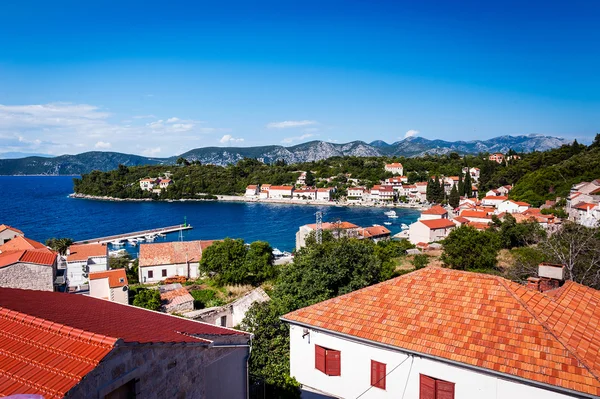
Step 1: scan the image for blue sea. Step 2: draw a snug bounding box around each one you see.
[0,176,420,253]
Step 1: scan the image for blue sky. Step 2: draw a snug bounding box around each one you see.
[0,0,598,157]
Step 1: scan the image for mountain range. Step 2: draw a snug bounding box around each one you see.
[0,134,571,175]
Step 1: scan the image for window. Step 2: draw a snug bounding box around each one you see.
[162,269,167,277]
[371,360,386,390]
[220,316,227,327]
[148,270,153,279]
[420,374,455,399]
[315,345,341,376]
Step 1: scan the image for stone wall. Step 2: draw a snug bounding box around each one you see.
[66,335,250,399]
[0,262,54,291]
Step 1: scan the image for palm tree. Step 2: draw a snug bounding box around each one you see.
[46,237,74,256]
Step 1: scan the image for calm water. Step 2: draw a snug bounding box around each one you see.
[0,176,420,252]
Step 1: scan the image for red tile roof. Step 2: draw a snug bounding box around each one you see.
[270,185,293,190]
[419,219,456,230]
[304,222,359,231]
[0,236,46,252]
[66,244,107,262]
[460,210,491,219]
[573,202,598,211]
[359,226,391,238]
[283,268,600,396]
[0,249,56,268]
[0,225,23,235]
[422,205,447,215]
[453,216,469,224]
[139,240,216,267]
[385,163,403,168]
[89,269,128,288]
[483,195,508,201]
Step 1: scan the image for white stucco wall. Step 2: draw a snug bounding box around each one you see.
[89,277,110,299]
[66,256,108,288]
[420,214,444,221]
[0,229,23,244]
[408,222,431,245]
[289,324,578,399]
[140,262,199,283]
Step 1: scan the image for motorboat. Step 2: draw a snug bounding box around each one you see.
[110,240,124,247]
[383,222,392,226]
[401,223,409,230]
[383,210,396,217]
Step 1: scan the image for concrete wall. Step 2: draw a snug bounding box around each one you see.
[289,324,576,399]
[0,262,55,291]
[66,336,250,399]
[89,277,110,299]
[140,262,199,283]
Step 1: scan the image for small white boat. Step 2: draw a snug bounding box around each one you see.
[401,223,409,230]
[157,233,166,238]
[384,210,397,217]
[127,238,138,244]
[136,237,145,242]
[383,222,392,226]
[110,240,124,247]
[145,234,156,241]
[388,214,399,219]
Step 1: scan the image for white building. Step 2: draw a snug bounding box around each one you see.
[316,188,333,201]
[419,205,448,220]
[89,268,129,305]
[65,244,109,291]
[496,199,530,214]
[296,222,360,250]
[268,185,294,199]
[462,167,480,182]
[481,195,507,207]
[138,240,216,283]
[384,162,403,175]
[139,178,159,191]
[245,185,259,197]
[347,187,366,202]
[0,224,24,245]
[293,189,317,200]
[282,267,600,399]
[408,219,455,244]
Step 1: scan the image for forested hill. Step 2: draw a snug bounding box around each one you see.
[1,134,569,175]
[72,136,599,205]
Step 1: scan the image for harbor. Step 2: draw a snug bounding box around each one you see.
[73,224,193,245]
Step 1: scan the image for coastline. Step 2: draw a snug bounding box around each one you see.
[69,193,427,210]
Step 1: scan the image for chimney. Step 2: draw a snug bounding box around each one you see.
[527,263,565,292]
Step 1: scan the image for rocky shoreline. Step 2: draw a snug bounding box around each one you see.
[69,192,427,210]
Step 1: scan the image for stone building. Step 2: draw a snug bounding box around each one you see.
[0,287,252,398]
[0,248,57,291]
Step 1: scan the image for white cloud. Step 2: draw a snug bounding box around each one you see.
[219,134,245,144]
[267,120,317,129]
[404,129,419,138]
[142,147,162,156]
[0,102,229,156]
[95,141,112,149]
[281,133,316,144]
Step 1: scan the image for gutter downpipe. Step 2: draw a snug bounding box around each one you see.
[209,338,253,399]
[281,318,598,399]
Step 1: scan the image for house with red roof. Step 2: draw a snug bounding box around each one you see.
[347,187,366,203]
[420,205,448,220]
[488,153,504,163]
[316,187,334,201]
[408,219,456,245]
[357,225,391,242]
[89,268,129,305]
[0,287,251,398]
[0,247,57,291]
[459,209,492,224]
[296,221,361,250]
[282,266,600,399]
[384,162,403,175]
[245,184,259,197]
[293,188,317,200]
[65,243,109,291]
[138,240,216,283]
[268,185,294,199]
[0,224,24,245]
[0,235,46,253]
[496,199,531,214]
[481,195,508,207]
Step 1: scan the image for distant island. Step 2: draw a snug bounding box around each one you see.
[0,134,570,176]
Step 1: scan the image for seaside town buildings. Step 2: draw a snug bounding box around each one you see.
[0,237,57,291]
[295,221,391,250]
[139,177,174,193]
[0,287,252,398]
[64,243,109,292]
[282,264,600,399]
[567,180,600,227]
[89,268,129,305]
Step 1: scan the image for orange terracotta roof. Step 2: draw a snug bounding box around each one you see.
[139,240,216,267]
[0,307,116,398]
[0,236,46,252]
[317,188,333,192]
[507,200,530,206]
[67,244,107,262]
[359,226,391,238]
[89,269,128,288]
[282,268,600,397]
[304,222,359,230]
[466,221,491,230]
[246,185,257,189]
[453,216,469,224]
[460,210,491,219]
[422,205,447,215]
[591,187,600,195]
[419,219,456,230]
[483,195,508,201]
[415,182,428,186]
[385,163,403,167]
[270,185,293,190]
[0,225,23,235]
[573,202,598,211]
[0,249,56,268]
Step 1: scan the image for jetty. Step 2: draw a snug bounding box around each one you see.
[74,224,193,245]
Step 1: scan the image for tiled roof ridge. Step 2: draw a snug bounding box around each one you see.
[0,307,118,349]
[496,278,600,384]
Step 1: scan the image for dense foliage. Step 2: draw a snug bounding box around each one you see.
[108,254,139,284]
[45,237,74,255]
[441,226,501,271]
[132,288,162,311]
[199,238,276,285]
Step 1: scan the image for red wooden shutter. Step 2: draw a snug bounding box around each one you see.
[315,345,326,373]
[371,360,378,386]
[435,379,455,399]
[378,362,386,389]
[371,360,386,389]
[325,349,341,376]
[420,374,436,399]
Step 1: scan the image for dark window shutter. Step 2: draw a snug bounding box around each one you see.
[371,360,386,389]
[420,374,436,399]
[315,345,326,373]
[436,379,455,399]
[325,349,341,376]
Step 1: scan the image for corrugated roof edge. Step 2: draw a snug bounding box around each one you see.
[280,316,597,399]
[0,307,118,347]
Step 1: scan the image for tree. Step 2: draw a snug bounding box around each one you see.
[448,184,460,208]
[304,170,315,186]
[176,157,191,166]
[132,289,161,311]
[245,241,276,284]
[539,223,600,288]
[441,226,500,271]
[45,237,74,256]
[463,171,472,197]
[199,238,248,284]
[490,214,545,249]
[412,254,429,270]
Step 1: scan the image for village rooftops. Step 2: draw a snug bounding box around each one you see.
[0,287,249,398]
[0,225,24,235]
[269,185,294,190]
[421,205,447,215]
[0,249,56,268]
[0,236,46,252]
[66,243,107,262]
[282,267,600,397]
[460,210,491,219]
[358,225,390,238]
[89,268,128,288]
[139,240,217,267]
[418,219,456,229]
[482,195,508,200]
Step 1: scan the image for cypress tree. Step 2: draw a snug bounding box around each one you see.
[464,171,472,198]
[449,184,460,208]
[458,173,464,197]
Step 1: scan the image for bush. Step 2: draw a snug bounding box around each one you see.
[441,226,500,271]
[411,254,429,270]
[190,289,221,309]
[132,288,161,311]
